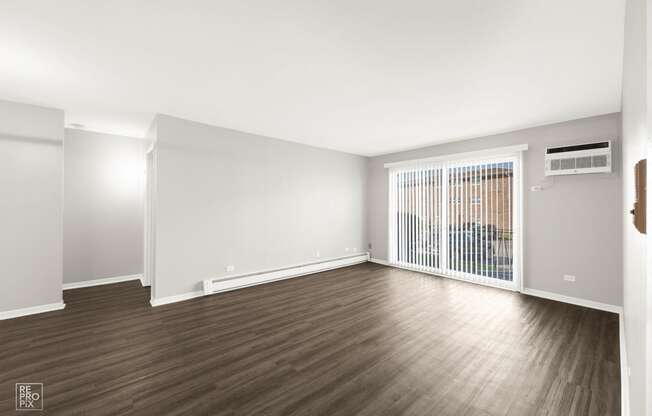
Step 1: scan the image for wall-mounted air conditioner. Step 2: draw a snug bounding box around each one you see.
[544,141,612,176]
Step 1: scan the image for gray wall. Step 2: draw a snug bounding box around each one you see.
[152,115,367,300]
[63,129,146,284]
[0,100,64,312]
[367,113,622,306]
[621,0,649,413]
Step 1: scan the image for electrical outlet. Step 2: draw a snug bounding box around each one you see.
[563,274,576,282]
[226,265,235,272]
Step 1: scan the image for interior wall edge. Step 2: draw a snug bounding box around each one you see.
[620,312,631,416]
[0,302,66,321]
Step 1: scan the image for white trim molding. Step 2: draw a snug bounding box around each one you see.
[383,144,528,169]
[150,291,204,307]
[619,312,630,416]
[369,258,390,266]
[204,253,370,296]
[62,274,143,290]
[0,302,65,320]
[521,288,622,314]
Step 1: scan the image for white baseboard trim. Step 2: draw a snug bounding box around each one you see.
[369,258,390,266]
[151,253,369,307]
[204,253,369,296]
[0,301,65,320]
[521,288,622,314]
[62,274,143,290]
[372,259,623,314]
[619,312,630,416]
[150,290,204,307]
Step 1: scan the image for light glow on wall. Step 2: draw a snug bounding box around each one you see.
[103,154,145,200]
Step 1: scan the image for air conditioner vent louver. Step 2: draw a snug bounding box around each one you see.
[592,155,608,168]
[560,158,576,170]
[545,141,611,176]
[576,156,592,169]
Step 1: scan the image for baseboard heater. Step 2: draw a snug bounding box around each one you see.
[203,253,369,296]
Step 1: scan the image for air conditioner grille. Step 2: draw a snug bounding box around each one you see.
[560,158,576,170]
[551,159,561,171]
[592,155,608,167]
[576,156,592,169]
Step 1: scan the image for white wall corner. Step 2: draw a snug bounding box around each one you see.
[369,258,390,266]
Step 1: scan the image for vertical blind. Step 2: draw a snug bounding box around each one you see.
[388,156,519,289]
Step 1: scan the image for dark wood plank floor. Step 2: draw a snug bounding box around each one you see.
[0,263,620,415]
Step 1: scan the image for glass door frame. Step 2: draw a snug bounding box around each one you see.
[387,148,524,292]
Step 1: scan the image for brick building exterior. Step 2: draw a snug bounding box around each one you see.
[398,166,513,232]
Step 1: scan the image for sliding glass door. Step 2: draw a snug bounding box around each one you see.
[388,155,520,290]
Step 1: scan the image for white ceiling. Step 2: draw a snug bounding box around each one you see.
[0,1,624,156]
